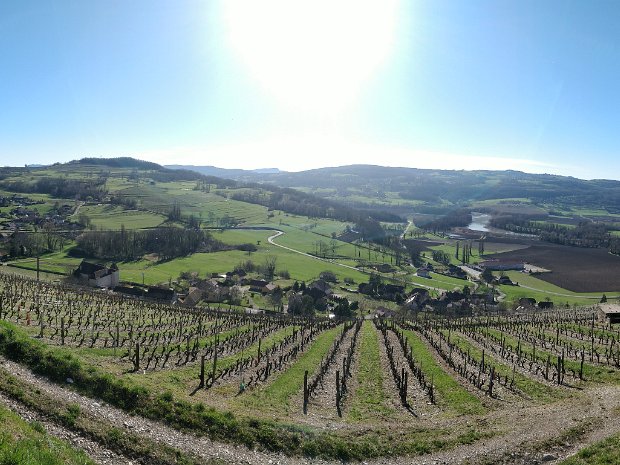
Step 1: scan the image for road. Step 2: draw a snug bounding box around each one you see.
[267,229,449,293]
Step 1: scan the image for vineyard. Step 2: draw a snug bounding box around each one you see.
[1,271,620,462]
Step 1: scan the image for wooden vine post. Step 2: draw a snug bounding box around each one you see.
[303,370,309,414]
[336,370,342,417]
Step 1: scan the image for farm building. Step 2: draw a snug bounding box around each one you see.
[74,260,119,288]
[248,279,270,292]
[598,304,620,325]
[538,301,554,309]
[416,267,431,278]
[146,286,177,304]
[179,287,203,307]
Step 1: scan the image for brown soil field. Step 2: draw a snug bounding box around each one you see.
[487,243,620,293]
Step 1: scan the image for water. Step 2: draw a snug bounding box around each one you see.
[468,212,491,232]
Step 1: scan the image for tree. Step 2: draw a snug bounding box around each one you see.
[168,201,182,222]
[481,268,494,283]
[288,293,314,316]
[368,273,382,296]
[229,285,243,306]
[432,250,450,266]
[600,294,608,303]
[333,298,352,319]
[268,288,283,311]
[262,255,277,280]
[319,271,338,283]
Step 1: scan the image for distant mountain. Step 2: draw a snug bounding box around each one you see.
[171,163,620,218]
[166,165,281,179]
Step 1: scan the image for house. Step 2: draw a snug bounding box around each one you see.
[74,260,119,288]
[495,275,514,286]
[146,286,177,304]
[114,285,144,298]
[374,307,396,318]
[518,297,537,308]
[416,267,431,278]
[383,283,405,295]
[598,304,620,325]
[180,287,203,307]
[448,264,468,279]
[404,288,431,311]
[248,279,269,292]
[263,283,279,294]
[306,279,333,300]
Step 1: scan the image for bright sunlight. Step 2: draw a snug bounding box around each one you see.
[223,0,399,117]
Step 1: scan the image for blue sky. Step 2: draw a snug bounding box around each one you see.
[1,1,619,179]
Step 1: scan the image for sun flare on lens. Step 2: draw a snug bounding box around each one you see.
[223,0,399,116]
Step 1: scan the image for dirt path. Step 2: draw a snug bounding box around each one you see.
[0,379,128,465]
[0,355,325,465]
[305,325,358,423]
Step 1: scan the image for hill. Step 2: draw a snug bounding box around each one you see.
[172,164,620,219]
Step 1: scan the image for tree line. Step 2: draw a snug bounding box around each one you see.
[73,226,226,261]
[230,186,402,224]
[0,176,107,201]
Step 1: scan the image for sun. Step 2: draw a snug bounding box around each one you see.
[222,0,399,117]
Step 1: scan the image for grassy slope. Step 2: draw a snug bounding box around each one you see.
[444,331,563,403]
[560,432,620,465]
[401,329,486,415]
[347,321,395,422]
[0,404,95,465]
[240,326,342,414]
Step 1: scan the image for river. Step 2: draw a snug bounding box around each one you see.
[468,212,491,232]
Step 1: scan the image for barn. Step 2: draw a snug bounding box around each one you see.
[598,304,620,325]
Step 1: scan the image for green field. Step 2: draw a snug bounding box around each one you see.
[78,204,166,229]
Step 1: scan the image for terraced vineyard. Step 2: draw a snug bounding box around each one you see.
[1,271,620,464]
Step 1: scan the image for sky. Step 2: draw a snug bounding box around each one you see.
[1,1,620,179]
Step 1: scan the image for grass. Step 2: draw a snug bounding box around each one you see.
[484,328,620,385]
[444,330,563,403]
[0,404,95,465]
[347,321,395,422]
[400,329,486,415]
[241,325,342,414]
[560,432,620,465]
[495,271,620,306]
[78,204,166,229]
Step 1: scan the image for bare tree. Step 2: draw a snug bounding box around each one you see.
[262,255,277,280]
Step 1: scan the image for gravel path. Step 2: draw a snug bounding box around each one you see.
[0,388,128,465]
[0,355,337,465]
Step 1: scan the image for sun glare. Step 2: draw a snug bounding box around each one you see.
[223,0,399,116]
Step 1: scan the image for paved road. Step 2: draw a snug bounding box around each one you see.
[267,230,448,293]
